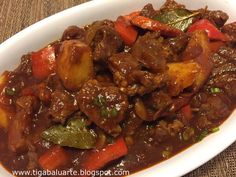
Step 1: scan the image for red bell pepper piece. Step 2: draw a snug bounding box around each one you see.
[31,45,56,80]
[188,19,228,41]
[181,105,192,121]
[115,16,138,46]
[131,15,183,37]
[38,145,69,170]
[209,41,225,53]
[82,137,128,171]
[124,11,140,21]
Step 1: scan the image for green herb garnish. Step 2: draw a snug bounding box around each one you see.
[93,96,107,107]
[210,87,221,93]
[101,107,109,118]
[162,150,171,159]
[110,108,118,117]
[41,117,97,149]
[211,127,220,133]
[196,130,209,142]
[153,9,200,31]
[5,87,16,96]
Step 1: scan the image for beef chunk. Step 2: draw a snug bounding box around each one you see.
[140,3,158,18]
[77,80,128,135]
[8,96,38,153]
[49,90,78,123]
[144,91,173,121]
[15,54,32,76]
[200,10,229,28]
[152,120,184,142]
[61,26,85,41]
[160,0,185,11]
[108,52,167,96]
[166,34,189,57]
[222,22,236,43]
[134,91,173,121]
[108,52,140,86]
[123,109,143,136]
[201,94,232,120]
[208,47,236,100]
[86,20,123,61]
[131,32,173,73]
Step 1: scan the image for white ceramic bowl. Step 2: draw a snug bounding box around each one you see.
[0,0,236,177]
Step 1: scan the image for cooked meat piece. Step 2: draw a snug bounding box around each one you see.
[135,91,173,121]
[27,143,38,170]
[123,109,143,136]
[207,46,236,100]
[160,0,185,11]
[61,26,86,41]
[152,119,184,142]
[8,96,38,153]
[125,70,167,96]
[196,116,211,129]
[131,32,172,73]
[49,90,78,123]
[166,34,189,58]
[108,52,166,96]
[200,9,229,28]
[45,74,64,91]
[201,94,232,120]
[211,46,236,67]
[143,91,173,121]
[77,80,128,135]
[15,54,32,76]
[86,20,123,61]
[108,52,140,86]
[211,62,236,78]
[140,3,158,18]
[15,96,39,113]
[222,22,236,43]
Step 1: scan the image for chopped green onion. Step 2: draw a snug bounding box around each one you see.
[5,87,16,96]
[211,127,220,133]
[110,108,118,117]
[93,96,107,107]
[99,97,106,105]
[196,130,208,142]
[162,150,171,159]
[210,87,221,93]
[100,108,109,118]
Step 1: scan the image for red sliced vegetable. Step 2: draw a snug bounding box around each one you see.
[31,45,56,80]
[124,11,140,21]
[38,145,69,170]
[209,41,225,53]
[188,19,228,41]
[131,15,183,37]
[115,16,138,46]
[82,137,128,171]
[181,105,192,121]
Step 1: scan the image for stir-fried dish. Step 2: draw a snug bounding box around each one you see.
[0,0,236,176]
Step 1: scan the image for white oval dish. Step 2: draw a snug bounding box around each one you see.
[0,0,236,177]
